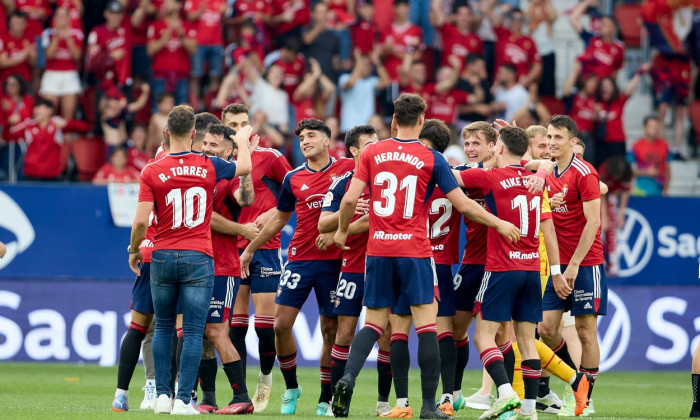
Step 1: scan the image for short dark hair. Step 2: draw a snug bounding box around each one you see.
[452,1,471,14]
[222,103,249,121]
[466,53,484,66]
[282,37,301,54]
[167,105,195,137]
[643,114,659,127]
[194,112,221,142]
[295,118,331,138]
[207,124,236,147]
[575,138,586,152]
[393,93,426,127]
[344,125,376,155]
[10,10,27,20]
[420,119,451,154]
[499,63,518,75]
[548,114,578,139]
[394,0,408,5]
[34,98,54,109]
[156,91,175,104]
[499,126,529,158]
[4,73,28,96]
[109,146,127,159]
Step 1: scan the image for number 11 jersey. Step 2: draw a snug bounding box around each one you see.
[354,138,459,258]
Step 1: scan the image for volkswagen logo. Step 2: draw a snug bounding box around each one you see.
[616,208,654,277]
[597,289,631,372]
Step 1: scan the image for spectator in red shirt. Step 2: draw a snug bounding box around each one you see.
[563,72,598,163]
[185,0,226,111]
[15,0,50,40]
[597,155,632,277]
[379,0,424,82]
[93,146,141,184]
[99,82,151,147]
[86,1,131,86]
[55,0,84,32]
[489,7,542,88]
[271,38,306,102]
[268,0,310,46]
[1,74,34,141]
[129,0,160,82]
[0,11,37,87]
[147,0,197,112]
[398,53,427,95]
[430,1,484,69]
[324,115,347,159]
[350,1,377,55]
[423,60,473,126]
[126,124,152,171]
[292,57,335,125]
[455,53,492,125]
[650,52,691,160]
[230,19,265,73]
[575,15,623,80]
[40,5,83,120]
[629,115,671,197]
[8,98,88,180]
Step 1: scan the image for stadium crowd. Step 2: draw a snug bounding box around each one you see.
[0,0,696,196]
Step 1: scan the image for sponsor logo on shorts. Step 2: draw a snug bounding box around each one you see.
[583,302,592,310]
[260,267,282,278]
[373,231,413,240]
[211,310,220,318]
[329,289,336,303]
[276,287,283,297]
[335,298,340,308]
[508,251,539,260]
[574,289,593,302]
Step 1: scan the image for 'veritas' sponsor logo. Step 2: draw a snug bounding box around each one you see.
[373,231,413,240]
[508,251,539,260]
[305,194,326,210]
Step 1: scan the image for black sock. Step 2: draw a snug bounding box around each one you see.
[198,358,218,406]
[417,326,440,409]
[438,333,456,398]
[580,366,598,400]
[320,366,332,403]
[521,359,542,401]
[454,337,469,394]
[376,350,392,403]
[499,341,515,385]
[278,352,299,389]
[553,339,577,370]
[254,315,276,375]
[229,315,249,371]
[692,374,700,415]
[223,360,250,404]
[331,344,350,389]
[480,348,510,388]
[390,335,410,402]
[538,376,551,398]
[116,326,147,390]
[343,324,383,386]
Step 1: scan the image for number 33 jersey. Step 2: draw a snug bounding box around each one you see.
[138,151,238,257]
[354,138,459,258]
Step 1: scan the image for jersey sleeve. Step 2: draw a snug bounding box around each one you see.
[541,189,552,221]
[270,153,293,182]
[431,150,459,194]
[228,176,241,200]
[138,167,154,202]
[354,146,371,184]
[459,167,491,193]
[276,172,297,212]
[578,171,601,202]
[210,156,238,181]
[321,172,351,213]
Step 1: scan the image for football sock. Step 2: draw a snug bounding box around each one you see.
[438,332,456,402]
[520,359,542,416]
[538,376,551,398]
[580,366,598,399]
[534,340,576,384]
[453,337,469,399]
[320,366,332,403]
[417,324,440,409]
[254,315,276,375]
[692,374,700,415]
[512,344,524,400]
[331,344,350,389]
[198,357,218,406]
[552,339,577,370]
[278,352,299,390]
[480,348,512,396]
[390,334,410,403]
[117,323,147,391]
[499,340,515,384]
[223,360,250,403]
[376,350,392,403]
[229,315,249,371]
[342,323,383,387]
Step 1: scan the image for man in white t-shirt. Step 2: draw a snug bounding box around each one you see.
[338,49,391,133]
[492,63,528,122]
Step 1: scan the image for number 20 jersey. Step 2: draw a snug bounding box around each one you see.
[138,151,238,257]
[354,138,459,258]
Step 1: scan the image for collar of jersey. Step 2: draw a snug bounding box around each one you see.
[554,154,575,178]
[168,151,193,156]
[391,137,421,144]
[304,157,334,173]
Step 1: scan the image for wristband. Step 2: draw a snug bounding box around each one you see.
[127,245,140,254]
[550,265,561,276]
[535,167,548,180]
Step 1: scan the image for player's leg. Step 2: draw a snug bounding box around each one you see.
[691,340,700,417]
[385,313,413,417]
[539,276,575,369]
[198,337,218,412]
[376,327,393,415]
[435,264,456,415]
[274,304,303,404]
[512,320,540,418]
[140,320,157,410]
[319,315,339,410]
[332,314,357,390]
[251,292,276,412]
[560,312,582,367]
[331,272,364,397]
[229,284,250,372]
[495,322,515,385]
[531,339,589,416]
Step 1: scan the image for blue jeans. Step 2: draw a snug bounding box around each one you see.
[151,77,189,114]
[191,45,224,78]
[409,0,433,46]
[150,250,214,403]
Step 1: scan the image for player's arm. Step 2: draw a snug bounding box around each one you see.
[241,209,292,278]
[564,198,601,286]
[128,201,154,276]
[234,174,255,207]
[541,218,571,299]
[334,178,366,250]
[599,181,608,195]
[445,189,520,243]
[522,158,554,194]
[210,212,259,241]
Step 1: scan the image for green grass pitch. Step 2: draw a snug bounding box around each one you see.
[0,363,690,419]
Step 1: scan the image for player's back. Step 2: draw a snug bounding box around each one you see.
[427,186,462,265]
[356,138,458,258]
[211,177,242,277]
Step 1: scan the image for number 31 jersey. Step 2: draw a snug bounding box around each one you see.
[138,151,238,257]
[354,138,459,258]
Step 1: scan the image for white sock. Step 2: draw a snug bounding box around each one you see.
[521,399,536,415]
[259,371,273,385]
[497,384,514,398]
[397,398,409,409]
[115,388,128,397]
[452,390,462,402]
[440,393,452,404]
[568,373,577,386]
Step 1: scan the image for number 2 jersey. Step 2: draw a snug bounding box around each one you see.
[460,165,547,272]
[138,151,238,257]
[354,138,459,258]
[277,157,355,261]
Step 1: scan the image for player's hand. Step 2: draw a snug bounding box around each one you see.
[493,119,514,132]
[552,273,572,300]
[315,232,335,251]
[334,230,350,251]
[248,134,260,154]
[524,174,544,194]
[550,192,565,208]
[128,251,143,276]
[232,124,254,148]
[496,220,520,243]
[563,263,579,289]
[0,241,6,258]
[254,209,274,228]
[240,249,254,279]
[354,198,369,215]
[241,223,260,241]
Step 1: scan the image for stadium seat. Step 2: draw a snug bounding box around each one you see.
[539,96,565,116]
[72,137,105,181]
[615,3,642,48]
[689,100,700,141]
